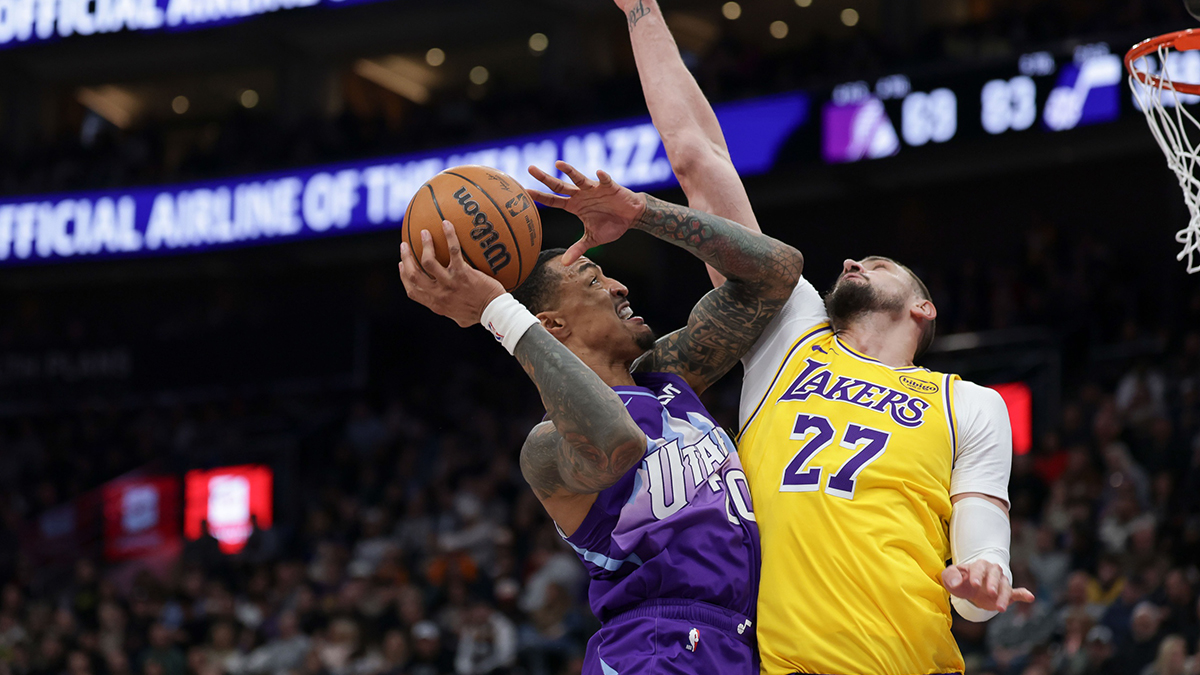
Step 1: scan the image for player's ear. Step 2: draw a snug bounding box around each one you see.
[911,298,937,323]
[538,311,570,340]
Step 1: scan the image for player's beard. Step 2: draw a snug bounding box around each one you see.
[634,325,658,352]
[824,278,906,330]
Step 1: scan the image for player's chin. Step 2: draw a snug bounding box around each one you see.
[632,323,657,352]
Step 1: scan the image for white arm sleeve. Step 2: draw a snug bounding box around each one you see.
[950,381,1012,504]
[949,496,1013,622]
[739,276,828,428]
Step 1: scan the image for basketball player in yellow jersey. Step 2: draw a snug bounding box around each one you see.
[614,1,1035,673]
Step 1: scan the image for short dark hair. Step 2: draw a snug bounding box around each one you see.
[512,248,568,314]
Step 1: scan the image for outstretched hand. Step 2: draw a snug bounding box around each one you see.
[399,221,505,328]
[527,161,646,265]
[941,560,1035,613]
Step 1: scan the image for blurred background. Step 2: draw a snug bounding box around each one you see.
[1,1,1200,674]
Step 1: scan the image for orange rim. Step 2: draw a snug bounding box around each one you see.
[1127,28,1200,95]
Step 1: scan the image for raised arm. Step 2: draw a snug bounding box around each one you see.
[631,195,801,392]
[528,162,802,394]
[618,0,760,287]
[397,222,644,534]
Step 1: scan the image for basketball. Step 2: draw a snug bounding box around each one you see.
[402,165,542,291]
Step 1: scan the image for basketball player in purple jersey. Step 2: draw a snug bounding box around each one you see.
[398,161,803,674]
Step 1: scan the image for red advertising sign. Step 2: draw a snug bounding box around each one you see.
[184,465,273,554]
[102,476,181,561]
[989,382,1033,455]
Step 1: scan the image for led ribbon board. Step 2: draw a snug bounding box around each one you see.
[0,92,809,266]
[0,0,382,49]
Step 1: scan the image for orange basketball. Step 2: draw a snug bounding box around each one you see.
[402,165,542,291]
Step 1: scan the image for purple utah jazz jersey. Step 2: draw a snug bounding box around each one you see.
[562,372,760,623]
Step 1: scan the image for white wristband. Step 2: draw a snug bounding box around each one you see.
[480,293,540,355]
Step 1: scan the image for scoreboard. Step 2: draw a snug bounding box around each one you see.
[820,42,1169,164]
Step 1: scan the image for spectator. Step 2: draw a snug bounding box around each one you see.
[1052,609,1094,674]
[1103,575,1149,645]
[184,522,225,570]
[1028,526,1071,602]
[438,495,500,573]
[1057,572,1105,628]
[141,624,185,675]
[375,629,408,675]
[1138,634,1190,675]
[407,622,453,675]
[1112,602,1166,675]
[244,612,310,675]
[1159,570,1197,638]
[453,601,516,675]
[1072,626,1117,675]
[241,516,280,566]
[349,510,396,579]
[986,584,1056,674]
[203,621,246,675]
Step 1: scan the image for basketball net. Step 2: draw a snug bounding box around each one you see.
[1128,31,1200,273]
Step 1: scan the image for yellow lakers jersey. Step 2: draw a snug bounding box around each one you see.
[738,323,963,675]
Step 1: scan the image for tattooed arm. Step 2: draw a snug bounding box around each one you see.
[528,162,803,395]
[616,0,761,288]
[515,327,647,532]
[631,195,803,392]
[397,221,645,534]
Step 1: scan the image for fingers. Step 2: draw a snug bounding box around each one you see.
[556,160,596,189]
[1011,587,1036,604]
[442,221,464,269]
[983,565,999,598]
[399,242,422,286]
[941,565,967,596]
[968,561,986,592]
[596,169,616,188]
[418,230,450,283]
[995,583,1013,613]
[527,189,569,210]
[562,235,594,265]
[399,244,433,302]
[528,164,576,196]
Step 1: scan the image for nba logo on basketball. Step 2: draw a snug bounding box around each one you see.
[686,628,700,653]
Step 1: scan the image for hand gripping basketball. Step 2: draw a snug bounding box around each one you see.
[399,220,506,328]
[527,161,647,265]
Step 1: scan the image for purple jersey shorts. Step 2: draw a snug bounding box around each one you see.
[581,599,757,675]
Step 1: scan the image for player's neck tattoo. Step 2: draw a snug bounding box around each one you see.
[627,0,651,28]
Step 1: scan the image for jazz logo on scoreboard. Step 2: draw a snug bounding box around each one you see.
[1042,45,1123,132]
[823,76,957,164]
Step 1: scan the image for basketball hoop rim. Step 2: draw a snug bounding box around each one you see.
[1127,28,1200,95]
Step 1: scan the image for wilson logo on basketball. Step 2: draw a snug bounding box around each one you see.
[899,376,939,395]
[453,187,511,274]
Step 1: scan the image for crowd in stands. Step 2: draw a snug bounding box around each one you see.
[0,209,1197,675]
